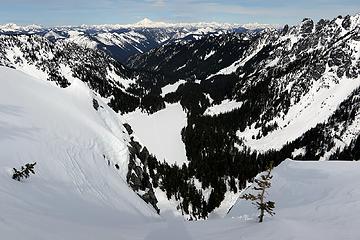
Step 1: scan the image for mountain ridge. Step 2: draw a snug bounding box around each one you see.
[0,18,280,31]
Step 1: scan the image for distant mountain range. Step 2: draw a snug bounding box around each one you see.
[0,19,280,63]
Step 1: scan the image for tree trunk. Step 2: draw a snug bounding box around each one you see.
[259,208,264,223]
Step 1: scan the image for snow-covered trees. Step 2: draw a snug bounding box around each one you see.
[12,162,37,181]
[241,163,275,223]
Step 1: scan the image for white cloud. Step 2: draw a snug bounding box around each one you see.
[145,0,166,7]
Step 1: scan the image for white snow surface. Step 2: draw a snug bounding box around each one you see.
[161,80,186,97]
[228,159,360,239]
[65,30,98,49]
[0,66,159,240]
[204,99,243,116]
[123,103,188,165]
[0,23,42,32]
[204,50,216,60]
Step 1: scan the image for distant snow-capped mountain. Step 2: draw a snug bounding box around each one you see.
[0,23,42,32]
[38,18,278,30]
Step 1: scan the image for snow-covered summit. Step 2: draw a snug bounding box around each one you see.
[0,23,42,32]
[133,18,169,28]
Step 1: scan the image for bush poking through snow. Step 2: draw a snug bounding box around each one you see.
[12,162,37,181]
[241,162,275,223]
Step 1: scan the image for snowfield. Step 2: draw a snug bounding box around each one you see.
[123,103,188,165]
[227,159,360,240]
[204,99,243,116]
[1,66,359,239]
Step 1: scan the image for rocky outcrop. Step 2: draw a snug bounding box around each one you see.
[124,124,160,214]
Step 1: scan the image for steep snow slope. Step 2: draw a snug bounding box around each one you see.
[238,73,360,151]
[226,159,360,239]
[0,67,158,240]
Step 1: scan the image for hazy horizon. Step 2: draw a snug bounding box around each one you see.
[0,0,359,27]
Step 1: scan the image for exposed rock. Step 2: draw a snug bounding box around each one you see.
[92,98,99,111]
[123,123,133,135]
[342,15,352,30]
[281,24,289,35]
[126,135,160,214]
[300,18,314,34]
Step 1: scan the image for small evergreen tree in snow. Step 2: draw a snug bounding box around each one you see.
[12,162,37,181]
[241,162,275,223]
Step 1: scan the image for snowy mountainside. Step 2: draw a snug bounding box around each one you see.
[127,33,256,81]
[0,34,177,213]
[227,159,360,239]
[0,19,273,63]
[0,66,159,239]
[130,13,360,157]
[1,13,360,222]
[123,13,360,219]
[0,34,167,114]
[0,33,218,219]
[60,26,246,63]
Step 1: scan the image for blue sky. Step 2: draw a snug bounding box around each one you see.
[0,0,359,26]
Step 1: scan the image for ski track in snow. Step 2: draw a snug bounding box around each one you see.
[0,66,159,240]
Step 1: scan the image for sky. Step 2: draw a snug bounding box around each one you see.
[0,0,359,26]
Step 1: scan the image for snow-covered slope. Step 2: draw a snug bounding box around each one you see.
[6,158,353,240]
[124,103,188,165]
[225,159,360,239]
[0,66,158,239]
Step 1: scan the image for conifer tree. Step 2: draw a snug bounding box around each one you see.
[12,162,37,181]
[240,162,275,223]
